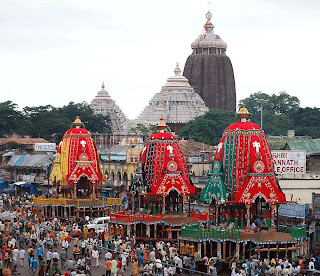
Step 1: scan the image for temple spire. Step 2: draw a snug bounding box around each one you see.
[204,10,214,32]
[174,62,181,76]
[101,81,105,89]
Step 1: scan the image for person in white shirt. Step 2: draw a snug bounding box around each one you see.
[105,251,112,261]
[275,264,282,276]
[52,250,59,262]
[91,248,99,267]
[169,246,176,259]
[12,248,19,264]
[62,239,69,253]
[150,249,156,262]
[168,265,174,275]
[46,249,53,266]
[309,259,315,270]
[143,263,150,276]
[121,252,127,270]
[157,242,163,251]
[19,248,25,266]
[282,266,289,276]
[163,266,169,276]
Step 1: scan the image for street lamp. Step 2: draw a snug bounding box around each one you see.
[258,99,267,128]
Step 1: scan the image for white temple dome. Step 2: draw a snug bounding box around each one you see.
[131,63,209,128]
[163,63,193,89]
[90,82,129,135]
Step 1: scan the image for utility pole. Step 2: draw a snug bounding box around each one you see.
[258,99,266,128]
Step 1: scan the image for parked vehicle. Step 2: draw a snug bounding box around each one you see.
[85,216,110,232]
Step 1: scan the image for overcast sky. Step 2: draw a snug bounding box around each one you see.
[0,0,319,119]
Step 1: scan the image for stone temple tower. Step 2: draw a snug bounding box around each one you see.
[183,10,236,112]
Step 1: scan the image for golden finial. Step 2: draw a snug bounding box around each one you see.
[237,103,250,120]
[101,82,105,89]
[72,116,85,128]
[157,117,168,131]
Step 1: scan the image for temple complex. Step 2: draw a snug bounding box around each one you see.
[183,10,236,112]
[133,63,208,134]
[91,83,129,135]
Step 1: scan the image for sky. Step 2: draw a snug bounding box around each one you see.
[0,0,319,119]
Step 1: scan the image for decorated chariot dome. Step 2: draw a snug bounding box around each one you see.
[50,116,104,198]
[140,117,195,197]
[201,105,286,205]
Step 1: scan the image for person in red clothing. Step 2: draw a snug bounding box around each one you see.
[117,257,122,268]
[131,250,136,262]
[66,234,72,244]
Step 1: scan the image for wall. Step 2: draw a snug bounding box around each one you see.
[279,178,320,205]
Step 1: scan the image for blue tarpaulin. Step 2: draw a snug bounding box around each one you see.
[0,181,7,192]
[30,184,37,195]
[22,184,31,187]
[8,182,37,195]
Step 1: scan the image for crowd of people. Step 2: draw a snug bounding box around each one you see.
[230,254,320,276]
[0,194,202,276]
[0,193,317,276]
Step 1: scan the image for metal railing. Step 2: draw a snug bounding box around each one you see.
[32,197,68,205]
[110,211,165,223]
[32,196,121,206]
[180,223,240,240]
[278,225,307,240]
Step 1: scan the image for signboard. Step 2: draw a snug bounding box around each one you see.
[278,203,308,219]
[271,150,306,174]
[34,143,56,152]
[312,193,320,219]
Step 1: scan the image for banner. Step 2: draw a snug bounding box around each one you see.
[34,143,56,152]
[271,150,306,174]
[278,203,308,219]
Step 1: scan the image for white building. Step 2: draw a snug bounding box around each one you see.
[91,83,129,135]
[132,63,209,134]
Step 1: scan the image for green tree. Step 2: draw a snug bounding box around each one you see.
[22,102,111,141]
[0,101,26,137]
[22,105,67,140]
[58,102,111,134]
[179,110,236,145]
[130,123,161,141]
[241,91,300,124]
[260,111,292,136]
[288,107,320,138]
